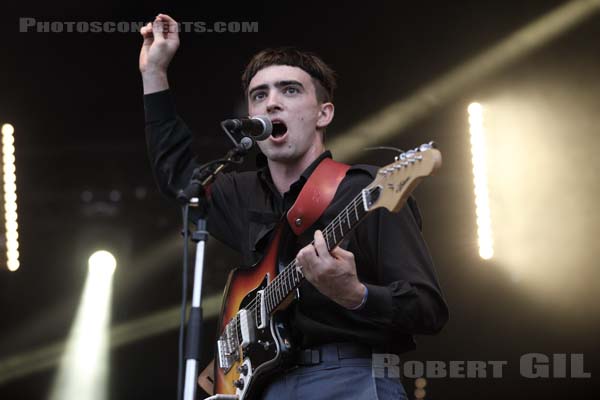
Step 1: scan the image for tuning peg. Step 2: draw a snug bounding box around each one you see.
[419,141,437,151]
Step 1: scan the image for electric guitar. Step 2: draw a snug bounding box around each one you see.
[207,143,442,399]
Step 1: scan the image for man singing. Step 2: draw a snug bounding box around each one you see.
[140,13,448,399]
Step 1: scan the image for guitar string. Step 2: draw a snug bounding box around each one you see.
[221,153,427,348]
[269,189,369,298]
[224,191,367,341]
[223,193,364,344]
[241,192,364,315]
[225,191,367,341]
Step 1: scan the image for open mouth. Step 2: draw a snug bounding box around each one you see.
[271,121,288,138]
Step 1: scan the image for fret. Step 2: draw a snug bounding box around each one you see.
[265,289,270,312]
[264,194,374,314]
[271,287,275,310]
[270,287,275,312]
[332,219,338,243]
[280,275,286,296]
[346,206,351,229]
[280,277,285,299]
[282,273,287,295]
[270,289,274,312]
[277,280,282,302]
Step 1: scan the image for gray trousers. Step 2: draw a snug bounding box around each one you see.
[261,352,407,399]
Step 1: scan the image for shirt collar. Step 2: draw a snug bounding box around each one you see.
[257,150,333,190]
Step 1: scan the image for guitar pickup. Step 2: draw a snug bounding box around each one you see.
[238,309,256,347]
[255,290,268,330]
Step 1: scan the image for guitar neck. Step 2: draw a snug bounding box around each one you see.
[264,189,371,314]
[261,143,441,314]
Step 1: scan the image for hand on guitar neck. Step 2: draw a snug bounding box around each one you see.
[295,230,367,310]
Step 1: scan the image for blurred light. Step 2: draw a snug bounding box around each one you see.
[80,190,93,203]
[482,87,600,308]
[1,124,14,135]
[326,0,600,163]
[109,190,121,202]
[88,250,117,277]
[49,251,116,400]
[414,388,426,399]
[2,123,19,271]
[134,186,147,199]
[415,377,427,389]
[468,103,494,260]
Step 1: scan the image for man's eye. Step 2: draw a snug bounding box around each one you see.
[252,92,266,101]
[284,87,299,95]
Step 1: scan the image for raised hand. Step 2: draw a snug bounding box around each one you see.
[139,14,180,94]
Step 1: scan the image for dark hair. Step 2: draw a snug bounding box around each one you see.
[241,47,337,103]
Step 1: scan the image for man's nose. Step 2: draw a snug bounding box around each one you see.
[266,92,283,113]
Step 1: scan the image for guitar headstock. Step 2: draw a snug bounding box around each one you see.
[364,142,442,213]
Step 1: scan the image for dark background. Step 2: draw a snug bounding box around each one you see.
[1,1,599,399]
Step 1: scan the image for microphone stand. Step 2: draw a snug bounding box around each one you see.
[177,127,252,400]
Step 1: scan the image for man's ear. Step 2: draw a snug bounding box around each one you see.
[316,102,335,129]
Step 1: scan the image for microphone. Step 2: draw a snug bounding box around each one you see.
[221,116,272,141]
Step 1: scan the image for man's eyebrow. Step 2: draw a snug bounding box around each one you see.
[248,80,305,97]
[248,83,269,97]
[275,80,304,89]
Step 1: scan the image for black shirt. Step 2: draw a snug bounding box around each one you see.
[144,90,448,354]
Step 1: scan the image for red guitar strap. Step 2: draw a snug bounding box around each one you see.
[286,157,350,235]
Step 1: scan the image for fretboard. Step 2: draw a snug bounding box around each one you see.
[262,189,370,314]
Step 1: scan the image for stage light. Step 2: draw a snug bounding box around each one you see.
[1,124,14,135]
[88,250,117,276]
[414,388,426,399]
[2,123,19,271]
[480,86,600,308]
[468,103,494,260]
[327,0,600,162]
[49,251,115,400]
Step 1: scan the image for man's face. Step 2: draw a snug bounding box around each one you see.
[247,65,331,164]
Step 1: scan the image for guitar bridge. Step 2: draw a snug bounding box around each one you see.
[217,318,240,372]
[217,339,232,371]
